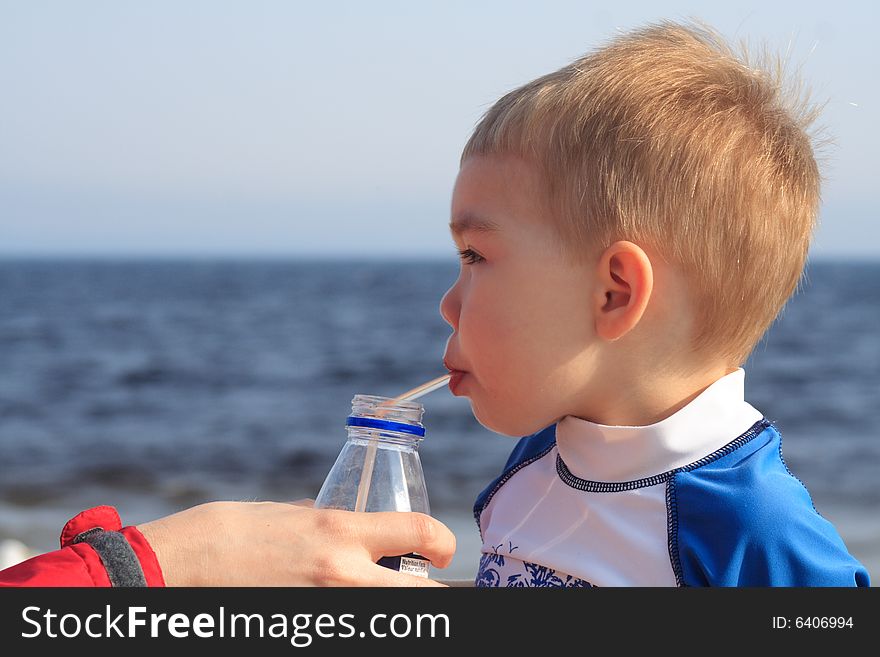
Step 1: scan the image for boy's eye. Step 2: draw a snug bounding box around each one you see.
[456,247,484,265]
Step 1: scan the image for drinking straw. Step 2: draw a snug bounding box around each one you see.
[385,373,453,404]
[353,374,451,512]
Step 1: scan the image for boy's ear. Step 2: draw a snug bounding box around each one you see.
[594,241,653,342]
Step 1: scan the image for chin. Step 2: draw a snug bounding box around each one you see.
[471,401,548,438]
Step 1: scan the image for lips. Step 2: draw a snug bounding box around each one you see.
[443,357,468,375]
[443,357,467,395]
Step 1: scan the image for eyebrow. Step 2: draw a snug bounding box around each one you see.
[448,212,501,238]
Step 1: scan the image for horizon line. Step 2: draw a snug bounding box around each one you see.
[0,252,876,264]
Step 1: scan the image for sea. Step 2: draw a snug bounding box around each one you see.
[1,257,878,583]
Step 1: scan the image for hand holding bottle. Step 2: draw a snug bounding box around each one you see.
[137,499,456,586]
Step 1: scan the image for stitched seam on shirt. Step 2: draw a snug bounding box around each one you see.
[555,418,772,492]
[473,442,557,533]
[774,425,820,515]
[666,476,685,587]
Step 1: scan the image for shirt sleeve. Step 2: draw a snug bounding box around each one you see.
[670,429,870,587]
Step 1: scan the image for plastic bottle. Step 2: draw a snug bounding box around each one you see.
[313,393,431,577]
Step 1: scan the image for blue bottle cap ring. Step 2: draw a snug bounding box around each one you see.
[345,416,426,437]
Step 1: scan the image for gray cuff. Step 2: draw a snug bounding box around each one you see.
[73,527,148,587]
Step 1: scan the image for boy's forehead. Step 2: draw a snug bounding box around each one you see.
[448,211,502,238]
[450,155,549,239]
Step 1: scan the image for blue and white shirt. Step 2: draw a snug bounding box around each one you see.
[473,369,870,587]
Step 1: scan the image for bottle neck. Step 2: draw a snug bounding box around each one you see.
[347,393,426,449]
[345,425,423,449]
[350,395,424,422]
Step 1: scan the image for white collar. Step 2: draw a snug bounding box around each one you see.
[555,368,764,483]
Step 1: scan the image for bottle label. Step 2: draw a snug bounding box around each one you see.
[377,553,431,578]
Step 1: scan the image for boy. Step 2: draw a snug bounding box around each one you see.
[440,20,869,587]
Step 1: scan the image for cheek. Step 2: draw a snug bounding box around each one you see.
[459,288,554,392]
[461,275,593,383]
[458,282,521,355]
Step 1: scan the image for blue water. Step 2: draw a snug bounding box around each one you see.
[1,258,878,582]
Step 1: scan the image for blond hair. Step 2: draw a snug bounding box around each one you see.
[462,20,824,366]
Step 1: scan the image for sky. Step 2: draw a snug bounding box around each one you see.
[1,0,877,259]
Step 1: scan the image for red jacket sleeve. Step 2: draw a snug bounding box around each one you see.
[0,505,165,587]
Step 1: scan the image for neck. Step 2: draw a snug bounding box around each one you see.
[569,363,738,427]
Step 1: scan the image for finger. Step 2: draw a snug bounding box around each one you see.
[349,512,456,569]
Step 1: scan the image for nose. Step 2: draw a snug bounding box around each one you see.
[439,275,461,330]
